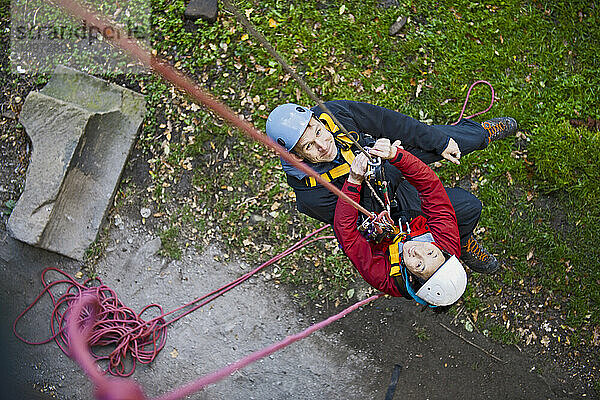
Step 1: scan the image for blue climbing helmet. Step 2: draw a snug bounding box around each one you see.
[266,103,313,151]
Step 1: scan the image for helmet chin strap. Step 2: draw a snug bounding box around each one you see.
[401,267,436,307]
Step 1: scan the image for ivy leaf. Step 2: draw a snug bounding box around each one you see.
[2,200,16,215]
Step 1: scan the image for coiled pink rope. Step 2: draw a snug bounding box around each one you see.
[452,80,495,125]
[13,267,168,376]
[15,225,334,377]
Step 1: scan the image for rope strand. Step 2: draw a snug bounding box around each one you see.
[452,80,495,125]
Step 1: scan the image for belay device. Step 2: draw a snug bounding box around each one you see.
[358,152,402,243]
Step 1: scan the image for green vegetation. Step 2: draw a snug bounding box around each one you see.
[415,326,431,342]
[159,225,182,260]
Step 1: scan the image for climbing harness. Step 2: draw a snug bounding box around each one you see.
[302,113,359,187]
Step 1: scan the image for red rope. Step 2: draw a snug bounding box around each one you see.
[452,80,495,125]
[14,267,168,377]
[14,226,334,377]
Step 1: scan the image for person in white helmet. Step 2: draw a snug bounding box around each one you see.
[266,100,517,274]
[333,139,469,306]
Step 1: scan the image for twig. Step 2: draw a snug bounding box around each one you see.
[467,315,481,334]
[514,343,522,352]
[451,306,464,325]
[439,323,506,364]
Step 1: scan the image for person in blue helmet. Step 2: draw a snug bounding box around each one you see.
[265,100,518,274]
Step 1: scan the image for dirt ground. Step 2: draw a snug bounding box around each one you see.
[0,213,584,400]
[0,126,595,399]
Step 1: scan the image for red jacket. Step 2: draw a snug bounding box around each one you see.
[333,148,461,297]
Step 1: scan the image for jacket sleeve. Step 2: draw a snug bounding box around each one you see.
[390,149,461,257]
[337,100,450,154]
[333,181,404,297]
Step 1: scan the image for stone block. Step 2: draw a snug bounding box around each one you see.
[8,66,145,260]
[184,0,218,24]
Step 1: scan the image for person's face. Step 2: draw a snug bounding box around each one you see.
[402,241,445,280]
[292,117,337,163]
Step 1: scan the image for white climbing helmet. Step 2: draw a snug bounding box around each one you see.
[415,255,467,306]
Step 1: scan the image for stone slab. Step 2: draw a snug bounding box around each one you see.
[8,66,145,260]
[184,0,218,23]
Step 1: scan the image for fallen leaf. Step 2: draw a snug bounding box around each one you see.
[527,249,534,261]
[170,348,179,358]
[540,336,550,347]
[526,191,534,201]
[268,18,278,28]
[415,83,422,97]
[346,288,355,298]
[75,271,84,279]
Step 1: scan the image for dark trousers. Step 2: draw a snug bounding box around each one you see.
[394,119,487,247]
[404,118,489,164]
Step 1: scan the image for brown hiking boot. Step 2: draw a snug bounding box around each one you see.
[482,117,518,144]
[460,234,501,274]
